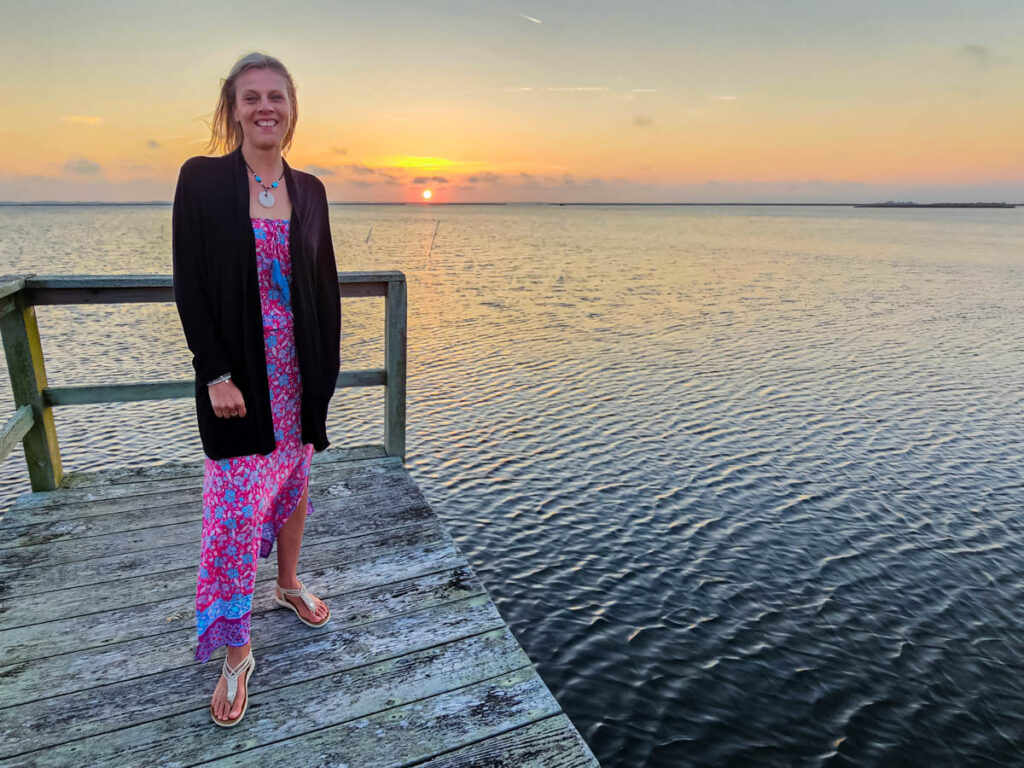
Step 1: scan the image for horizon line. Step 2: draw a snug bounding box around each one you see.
[2,201,1021,208]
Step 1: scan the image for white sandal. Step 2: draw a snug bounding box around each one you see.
[274,581,331,628]
[210,651,255,727]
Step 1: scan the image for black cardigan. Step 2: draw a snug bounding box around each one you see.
[172,146,341,460]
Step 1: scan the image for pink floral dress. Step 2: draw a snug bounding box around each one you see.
[194,217,315,663]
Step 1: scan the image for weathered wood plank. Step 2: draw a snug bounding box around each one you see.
[13,448,394,508]
[0,595,504,756]
[200,666,560,768]
[416,714,601,768]
[0,510,445,626]
[0,475,428,572]
[42,369,387,407]
[0,277,26,303]
[44,380,191,406]
[2,456,404,530]
[0,564,487,708]
[56,445,388,490]
[385,278,408,462]
[23,272,403,305]
[5,628,530,768]
[0,405,33,464]
[1,461,415,546]
[0,551,472,666]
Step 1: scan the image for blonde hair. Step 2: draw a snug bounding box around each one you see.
[206,52,298,156]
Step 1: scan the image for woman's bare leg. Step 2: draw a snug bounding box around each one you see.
[275,484,329,623]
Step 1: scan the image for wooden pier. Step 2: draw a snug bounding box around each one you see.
[0,275,599,767]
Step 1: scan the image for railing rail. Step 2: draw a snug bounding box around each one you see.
[0,272,407,491]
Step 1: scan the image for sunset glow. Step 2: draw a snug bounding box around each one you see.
[422,190,432,200]
[1,1,1022,203]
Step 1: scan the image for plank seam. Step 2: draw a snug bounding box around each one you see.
[0,560,475,664]
[397,711,572,768]
[1,627,525,762]
[0,593,505,711]
[181,661,542,768]
[0,517,452,607]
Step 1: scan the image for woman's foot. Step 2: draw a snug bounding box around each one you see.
[275,579,330,625]
[210,645,252,724]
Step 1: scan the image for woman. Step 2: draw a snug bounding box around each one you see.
[172,52,341,727]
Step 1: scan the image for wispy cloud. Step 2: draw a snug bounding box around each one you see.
[633,114,654,128]
[519,13,541,24]
[331,146,348,155]
[412,176,448,184]
[467,172,502,184]
[62,156,102,175]
[147,139,161,149]
[713,95,737,101]
[60,115,103,126]
[543,86,605,92]
[961,43,992,66]
[631,88,659,93]
[304,164,335,176]
[504,86,606,93]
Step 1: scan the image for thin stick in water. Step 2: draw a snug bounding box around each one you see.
[365,225,373,244]
[426,220,440,258]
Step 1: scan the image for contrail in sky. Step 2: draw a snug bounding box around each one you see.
[520,13,542,24]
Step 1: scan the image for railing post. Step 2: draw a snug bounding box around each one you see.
[384,277,407,462]
[0,286,62,490]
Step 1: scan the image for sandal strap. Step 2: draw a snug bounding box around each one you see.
[277,581,317,614]
[221,652,254,705]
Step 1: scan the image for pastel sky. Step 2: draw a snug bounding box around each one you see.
[3,0,1023,203]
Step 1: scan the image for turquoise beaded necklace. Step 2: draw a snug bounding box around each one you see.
[244,159,284,208]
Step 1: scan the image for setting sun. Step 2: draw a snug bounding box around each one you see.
[422,190,432,200]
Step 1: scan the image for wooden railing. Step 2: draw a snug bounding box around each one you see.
[0,272,407,491]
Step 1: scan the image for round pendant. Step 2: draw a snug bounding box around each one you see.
[258,189,275,208]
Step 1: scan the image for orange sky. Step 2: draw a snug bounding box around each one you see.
[3,1,1023,202]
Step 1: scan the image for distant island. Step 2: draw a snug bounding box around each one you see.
[855,201,1017,209]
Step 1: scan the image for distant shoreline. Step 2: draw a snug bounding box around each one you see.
[0,201,1019,208]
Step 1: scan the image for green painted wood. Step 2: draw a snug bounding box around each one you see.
[0,405,33,464]
[417,714,601,767]
[385,277,408,462]
[0,293,62,491]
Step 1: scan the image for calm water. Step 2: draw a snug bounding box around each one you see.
[2,204,1024,766]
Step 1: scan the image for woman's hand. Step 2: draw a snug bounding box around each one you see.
[209,380,247,419]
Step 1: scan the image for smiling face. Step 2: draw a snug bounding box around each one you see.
[231,67,293,152]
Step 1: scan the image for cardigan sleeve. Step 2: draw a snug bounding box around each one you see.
[317,182,342,391]
[171,159,232,385]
